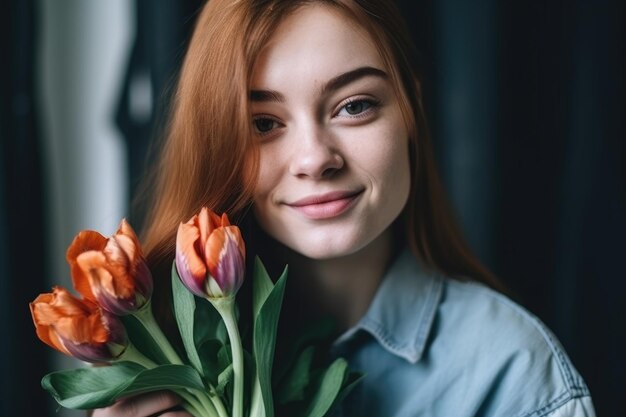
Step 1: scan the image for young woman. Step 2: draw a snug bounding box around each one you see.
[93,0,595,416]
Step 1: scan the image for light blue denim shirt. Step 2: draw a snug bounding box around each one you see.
[330,249,595,417]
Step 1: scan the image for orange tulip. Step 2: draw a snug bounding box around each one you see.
[30,287,127,362]
[67,219,153,315]
[176,207,246,298]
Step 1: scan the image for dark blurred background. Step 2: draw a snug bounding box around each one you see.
[1,0,624,416]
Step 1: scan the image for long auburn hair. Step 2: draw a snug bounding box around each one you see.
[139,0,502,308]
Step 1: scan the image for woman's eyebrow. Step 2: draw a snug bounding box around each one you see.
[249,66,387,103]
[250,89,285,103]
[322,66,388,95]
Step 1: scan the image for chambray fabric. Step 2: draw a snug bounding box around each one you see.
[330,250,596,417]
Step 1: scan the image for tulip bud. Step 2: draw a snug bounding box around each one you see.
[30,287,128,363]
[67,219,153,315]
[175,207,246,298]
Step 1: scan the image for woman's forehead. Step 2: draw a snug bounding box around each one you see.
[250,4,384,90]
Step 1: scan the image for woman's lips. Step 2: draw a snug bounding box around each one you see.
[286,190,363,220]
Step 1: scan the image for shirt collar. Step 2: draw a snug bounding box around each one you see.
[333,249,444,363]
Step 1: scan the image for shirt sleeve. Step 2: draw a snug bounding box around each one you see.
[547,396,596,417]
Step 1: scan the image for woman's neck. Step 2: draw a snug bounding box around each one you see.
[253,227,395,332]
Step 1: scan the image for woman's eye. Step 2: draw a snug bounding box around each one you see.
[253,117,278,134]
[337,99,377,117]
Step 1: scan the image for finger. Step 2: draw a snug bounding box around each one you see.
[108,391,182,417]
[160,412,194,417]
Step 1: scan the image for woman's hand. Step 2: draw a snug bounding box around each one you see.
[91,391,192,417]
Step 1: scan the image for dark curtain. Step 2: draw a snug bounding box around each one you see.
[493,2,625,415]
[0,0,50,416]
[420,0,625,415]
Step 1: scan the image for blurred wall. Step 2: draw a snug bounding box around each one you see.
[38,0,134,412]
[39,0,132,281]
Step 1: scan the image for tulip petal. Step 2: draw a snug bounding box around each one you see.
[205,227,245,296]
[226,225,245,255]
[67,231,108,301]
[110,234,137,267]
[205,226,227,277]
[175,208,246,299]
[217,235,245,294]
[206,276,224,297]
[220,212,231,227]
[75,251,114,295]
[112,220,151,301]
[116,219,142,257]
[67,219,153,315]
[32,288,92,323]
[30,293,71,355]
[209,209,223,227]
[63,341,112,363]
[176,222,208,297]
[30,287,127,362]
[75,251,137,315]
[102,238,136,299]
[133,261,154,301]
[56,315,106,345]
[46,328,72,355]
[196,210,209,253]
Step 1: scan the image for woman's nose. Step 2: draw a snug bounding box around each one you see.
[288,124,344,179]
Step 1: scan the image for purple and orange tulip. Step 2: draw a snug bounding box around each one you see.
[30,287,127,363]
[66,219,153,316]
[175,207,246,298]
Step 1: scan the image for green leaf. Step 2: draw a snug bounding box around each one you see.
[303,358,349,417]
[276,346,315,404]
[274,317,335,384]
[252,265,288,417]
[333,371,365,412]
[197,338,224,385]
[216,343,234,402]
[250,257,277,417]
[171,262,204,375]
[42,363,205,410]
[216,364,234,395]
[194,297,227,347]
[217,343,233,369]
[252,257,275,320]
[120,314,169,364]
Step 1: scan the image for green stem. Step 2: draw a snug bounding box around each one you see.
[115,325,216,417]
[132,299,183,365]
[116,342,157,369]
[192,389,229,417]
[133,301,231,416]
[124,307,215,416]
[206,390,230,417]
[176,389,216,417]
[119,345,215,416]
[211,297,244,417]
[180,401,202,417]
[249,376,265,417]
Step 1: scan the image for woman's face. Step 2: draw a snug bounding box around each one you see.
[250,5,411,260]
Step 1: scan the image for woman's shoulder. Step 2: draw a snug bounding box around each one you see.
[440,278,575,364]
[333,252,595,416]
[433,277,594,416]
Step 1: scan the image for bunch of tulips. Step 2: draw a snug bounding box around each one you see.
[30,208,359,417]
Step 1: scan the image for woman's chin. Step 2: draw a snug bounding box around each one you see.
[284,233,376,261]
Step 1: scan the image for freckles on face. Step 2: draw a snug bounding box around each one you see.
[249,5,411,259]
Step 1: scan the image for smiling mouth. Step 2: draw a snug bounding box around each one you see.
[286,190,363,220]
